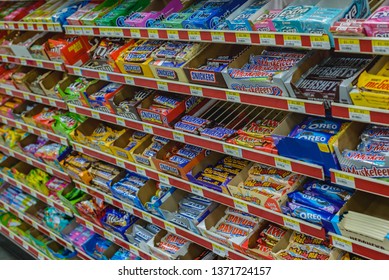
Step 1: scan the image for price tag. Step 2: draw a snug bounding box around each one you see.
[22,241,29,250]
[142,212,152,223]
[260,34,276,45]
[284,35,302,47]
[85,221,94,231]
[91,111,100,119]
[27,23,34,31]
[104,195,113,204]
[47,200,54,207]
[223,144,242,158]
[334,172,355,189]
[116,158,125,168]
[188,31,201,41]
[99,72,109,81]
[73,68,82,76]
[125,76,135,85]
[131,29,141,38]
[26,158,32,165]
[54,25,62,32]
[136,166,146,176]
[287,100,306,113]
[164,222,176,233]
[79,184,88,193]
[40,131,48,139]
[158,174,170,185]
[47,24,55,32]
[372,40,389,54]
[148,29,159,39]
[100,28,123,37]
[64,209,72,216]
[142,124,153,134]
[117,117,125,126]
[311,35,330,49]
[16,123,23,129]
[211,32,225,42]
[5,89,12,96]
[167,30,179,40]
[0,55,8,62]
[283,217,301,231]
[35,96,43,104]
[190,184,203,196]
[236,33,251,44]
[275,158,292,171]
[234,199,248,212]
[189,86,203,96]
[74,27,83,35]
[3,203,9,211]
[8,150,14,157]
[122,203,134,214]
[83,27,94,36]
[103,231,113,241]
[157,81,168,91]
[49,100,56,107]
[37,24,44,31]
[339,38,360,53]
[22,93,29,100]
[36,61,43,68]
[212,243,227,257]
[38,253,45,260]
[129,244,139,256]
[60,138,68,146]
[332,235,352,252]
[20,58,27,65]
[67,27,75,34]
[68,104,76,113]
[226,91,241,103]
[348,108,371,122]
[54,64,63,71]
[173,131,185,142]
[9,232,15,240]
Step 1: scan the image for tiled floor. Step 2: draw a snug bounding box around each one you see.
[0,234,33,260]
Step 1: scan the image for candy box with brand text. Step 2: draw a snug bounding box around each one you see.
[111,130,151,162]
[40,71,68,99]
[131,136,157,168]
[80,0,119,26]
[82,81,123,113]
[9,31,46,58]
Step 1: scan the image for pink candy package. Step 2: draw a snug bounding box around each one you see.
[363,1,389,37]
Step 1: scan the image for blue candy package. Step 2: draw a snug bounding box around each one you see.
[303,180,353,204]
[291,130,334,144]
[299,117,345,134]
[288,191,341,214]
[282,201,334,225]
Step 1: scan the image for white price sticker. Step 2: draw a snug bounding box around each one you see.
[125,76,135,85]
[83,27,94,36]
[8,150,14,157]
[116,159,125,168]
[9,232,15,240]
[117,117,125,126]
[20,58,27,65]
[212,243,227,257]
[5,89,12,96]
[129,244,139,256]
[283,217,301,231]
[190,184,204,197]
[36,61,43,68]
[104,231,113,241]
[26,158,32,165]
[236,33,251,44]
[311,35,331,49]
[38,253,45,260]
[27,23,34,31]
[104,195,113,204]
[158,174,170,185]
[167,30,179,40]
[85,221,94,231]
[91,111,100,119]
[157,81,168,91]
[173,131,185,142]
[79,184,88,193]
[226,91,241,103]
[223,144,242,158]
[136,166,146,176]
[142,213,152,223]
[339,38,360,53]
[275,158,292,172]
[332,236,352,252]
[372,40,389,54]
[66,27,75,34]
[47,24,55,31]
[54,25,62,32]
[54,64,63,71]
[189,86,203,96]
[40,131,48,139]
[188,31,201,41]
[74,27,83,35]
[148,30,159,39]
[22,242,29,250]
[73,68,82,76]
[131,29,141,38]
[211,32,225,42]
[164,222,176,233]
[16,123,23,129]
[99,72,109,81]
[142,124,153,134]
[284,35,302,47]
[233,199,248,212]
[287,100,306,113]
[37,24,44,31]
[1,55,8,62]
[348,108,371,123]
[123,203,134,214]
[49,100,56,107]
[35,96,43,104]
[47,200,54,207]
[60,138,68,146]
[334,172,355,189]
[68,104,76,113]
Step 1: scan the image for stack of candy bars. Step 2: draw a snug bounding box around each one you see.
[62,77,93,105]
[330,19,366,36]
[109,247,140,260]
[155,233,191,258]
[112,88,153,120]
[88,161,123,194]
[126,223,162,247]
[64,224,94,252]
[100,207,138,241]
[87,82,123,113]
[140,93,185,120]
[45,177,68,200]
[110,172,149,205]
[76,196,106,227]
[113,131,149,158]
[60,152,98,184]
[282,180,354,226]
[255,223,287,256]
[138,136,169,160]
[0,184,37,212]
[226,0,269,30]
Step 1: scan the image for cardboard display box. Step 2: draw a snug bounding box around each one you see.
[40,71,68,99]
[111,130,151,162]
[58,184,88,215]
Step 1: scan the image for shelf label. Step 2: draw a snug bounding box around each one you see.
[117,117,125,126]
[79,184,88,193]
[9,231,15,240]
[223,144,242,158]
[339,38,360,53]
[233,199,248,213]
[68,104,76,113]
[104,195,113,204]
[287,100,306,113]
[47,200,54,207]
[37,253,45,260]
[22,241,29,250]
[142,124,153,134]
[37,24,44,31]
[136,166,146,176]
[85,221,94,231]
[372,40,389,54]
[332,236,352,252]
[188,31,201,41]
[91,111,100,119]
[54,64,63,71]
[60,138,68,146]
[15,123,22,129]
[99,72,109,81]
[67,26,75,34]
[211,32,225,42]
[148,29,159,39]
[123,203,134,214]
[129,244,139,256]
[27,23,34,31]
[190,184,203,196]
[275,158,292,171]
[47,24,55,31]
[26,158,33,165]
[311,35,330,49]
[236,33,251,44]
[158,174,170,185]
[74,27,83,35]
[36,61,43,68]
[283,217,301,231]
[73,68,82,76]
[164,222,176,233]
[49,100,56,107]
[348,108,371,123]
[125,76,135,85]
[173,131,185,142]
[103,231,113,241]
[83,27,94,36]
[212,243,227,257]
[157,81,168,91]
[334,172,355,189]
[260,34,276,45]
[226,91,241,103]
[284,35,302,47]
[22,93,29,100]
[189,86,203,96]
[101,28,123,37]
[8,150,14,157]
[167,30,179,40]
[0,55,8,62]
[40,131,48,139]
[5,89,12,96]
[20,58,27,65]
[142,212,152,223]
[116,158,125,168]
[35,96,43,104]
[131,29,141,38]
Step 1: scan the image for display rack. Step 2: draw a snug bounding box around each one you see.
[0,54,64,71]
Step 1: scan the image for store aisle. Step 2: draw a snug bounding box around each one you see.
[0,234,33,260]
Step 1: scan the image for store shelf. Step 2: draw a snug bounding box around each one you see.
[329,233,389,260]
[334,36,389,55]
[330,169,389,198]
[0,224,51,260]
[0,21,62,32]
[331,103,389,126]
[68,104,325,180]
[0,172,73,216]
[0,145,71,182]
[72,143,326,241]
[65,65,326,116]
[74,180,254,260]
[64,26,331,50]
[0,54,64,71]
[0,200,74,251]
[0,115,69,146]
[0,86,68,110]
[73,214,155,260]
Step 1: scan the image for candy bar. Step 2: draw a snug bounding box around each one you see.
[150,141,163,152]
[288,191,340,214]
[261,224,287,242]
[358,140,389,155]
[168,155,190,167]
[303,181,353,203]
[143,148,157,158]
[176,148,198,160]
[153,136,170,145]
[183,144,203,153]
[195,175,222,187]
[222,156,249,168]
[214,164,242,175]
[181,115,210,127]
[164,234,187,246]
[158,241,180,254]
[296,78,341,99]
[292,130,334,144]
[249,55,299,67]
[299,117,345,135]
[225,214,256,229]
[174,121,200,134]
[216,223,247,237]
[201,127,236,140]
[153,95,182,109]
[282,202,333,226]
[307,66,360,79]
[342,150,386,167]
